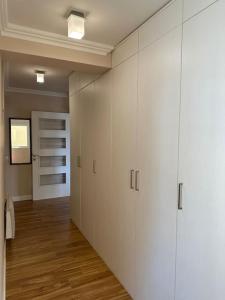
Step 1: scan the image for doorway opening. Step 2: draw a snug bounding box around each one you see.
[4,53,71,202]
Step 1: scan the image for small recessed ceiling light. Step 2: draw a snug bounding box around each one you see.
[36,71,45,84]
[68,10,85,40]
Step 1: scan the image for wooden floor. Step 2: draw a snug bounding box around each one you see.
[6,198,131,300]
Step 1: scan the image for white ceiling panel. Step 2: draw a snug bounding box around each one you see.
[6,60,70,94]
[7,0,170,45]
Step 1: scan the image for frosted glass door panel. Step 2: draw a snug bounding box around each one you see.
[39,118,66,131]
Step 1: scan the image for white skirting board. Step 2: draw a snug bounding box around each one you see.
[5,197,15,239]
[12,195,32,202]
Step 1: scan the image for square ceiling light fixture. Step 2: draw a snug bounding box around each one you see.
[36,71,45,83]
[68,10,85,40]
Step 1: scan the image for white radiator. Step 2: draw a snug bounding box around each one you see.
[5,197,15,239]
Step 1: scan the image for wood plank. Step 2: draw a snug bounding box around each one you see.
[6,198,132,300]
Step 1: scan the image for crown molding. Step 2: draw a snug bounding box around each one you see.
[0,0,114,56]
[5,86,68,98]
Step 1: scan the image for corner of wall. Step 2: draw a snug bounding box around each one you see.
[112,30,139,68]
[69,71,101,96]
[0,54,6,300]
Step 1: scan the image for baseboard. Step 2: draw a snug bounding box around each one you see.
[12,195,32,202]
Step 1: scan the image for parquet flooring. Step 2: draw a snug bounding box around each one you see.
[6,198,131,300]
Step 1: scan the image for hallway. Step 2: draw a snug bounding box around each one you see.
[6,198,131,300]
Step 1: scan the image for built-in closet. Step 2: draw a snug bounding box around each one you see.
[69,1,225,299]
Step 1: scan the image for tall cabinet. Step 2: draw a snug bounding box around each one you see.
[110,55,138,297]
[69,89,82,229]
[176,1,225,299]
[136,26,182,300]
[92,72,112,263]
[80,83,97,245]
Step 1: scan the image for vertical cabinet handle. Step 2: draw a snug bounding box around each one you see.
[93,160,96,174]
[178,183,183,210]
[77,155,81,168]
[130,170,135,190]
[135,170,140,192]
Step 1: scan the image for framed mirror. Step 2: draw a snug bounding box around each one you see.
[9,118,32,165]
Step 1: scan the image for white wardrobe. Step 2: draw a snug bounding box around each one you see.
[135,25,182,300]
[69,1,225,299]
[176,1,225,299]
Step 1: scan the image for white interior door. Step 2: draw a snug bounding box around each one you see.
[32,111,70,200]
[176,2,225,300]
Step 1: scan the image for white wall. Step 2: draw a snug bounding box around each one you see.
[69,0,223,299]
[0,56,5,300]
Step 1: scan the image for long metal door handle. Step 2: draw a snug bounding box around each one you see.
[93,160,96,174]
[77,155,81,168]
[178,183,183,210]
[135,170,140,192]
[130,170,135,190]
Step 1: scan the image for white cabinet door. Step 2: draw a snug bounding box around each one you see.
[93,72,113,263]
[136,27,182,300]
[32,111,70,200]
[176,2,225,300]
[80,83,96,245]
[69,92,82,229]
[111,55,138,298]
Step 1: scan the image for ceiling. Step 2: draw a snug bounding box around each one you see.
[7,0,170,46]
[4,0,170,94]
[5,54,72,95]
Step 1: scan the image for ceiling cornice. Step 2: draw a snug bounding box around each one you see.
[0,0,114,56]
[5,86,68,98]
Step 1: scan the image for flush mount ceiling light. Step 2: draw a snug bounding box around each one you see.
[67,10,85,40]
[36,71,45,83]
